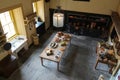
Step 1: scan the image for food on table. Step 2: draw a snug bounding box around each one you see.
[59,47,66,51]
[55,50,61,59]
[64,34,71,39]
[55,55,59,59]
[57,31,64,37]
[61,36,66,41]
[61,34,71,41]
[50,42,58,48]
[55,37,61,43]
[60,41,66,46]
[46,49,53,56]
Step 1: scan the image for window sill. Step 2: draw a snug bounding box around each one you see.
[9,35,28,58]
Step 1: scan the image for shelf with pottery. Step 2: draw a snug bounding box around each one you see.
[110,11,120,77]
[112,41,120,59]
[111,41,120,75]
[111,41,120,76]
[111,11,120,40]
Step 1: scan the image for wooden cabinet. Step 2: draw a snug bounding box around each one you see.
[0,54,18,78]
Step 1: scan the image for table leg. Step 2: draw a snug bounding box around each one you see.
[40,57,44,66]
[95,59,99,69]
[57,62,60,71]
[109,66,114,74]
[70,38,71,45]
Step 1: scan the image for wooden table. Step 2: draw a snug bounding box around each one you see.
[39,32,71,71]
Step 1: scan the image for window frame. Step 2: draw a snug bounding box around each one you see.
[0,11,17,40]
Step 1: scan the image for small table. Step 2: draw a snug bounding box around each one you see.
[39,32,71,71]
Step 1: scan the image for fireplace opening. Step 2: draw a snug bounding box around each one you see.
[65,13,111,40]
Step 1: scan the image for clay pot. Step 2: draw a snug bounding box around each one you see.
[57,32,63,37]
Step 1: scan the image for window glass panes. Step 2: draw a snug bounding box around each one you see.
[0,11,16,39]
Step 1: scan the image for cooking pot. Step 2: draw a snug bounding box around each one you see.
[3,42,11,51]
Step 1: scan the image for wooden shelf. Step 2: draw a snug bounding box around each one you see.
[111,11,120,40]
[67,13,110,39]
[68,13,109,26]
[113,42,120,59]
[111,11,120,76]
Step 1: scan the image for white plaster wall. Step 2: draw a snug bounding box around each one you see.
[50,0,120,15]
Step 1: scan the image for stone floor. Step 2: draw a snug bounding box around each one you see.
[0,30,111,80]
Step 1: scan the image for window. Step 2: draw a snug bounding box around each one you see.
[0,11,16,39]
[32,1,45,22]
[32,2,38,13]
